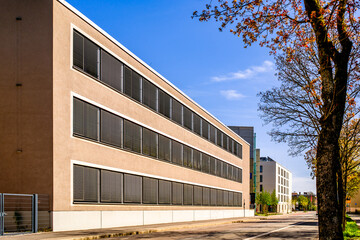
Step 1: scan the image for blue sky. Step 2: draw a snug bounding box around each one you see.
[66,0,316,193]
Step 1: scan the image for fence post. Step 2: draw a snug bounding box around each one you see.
[0,193,3,236]
[32,194,38,233]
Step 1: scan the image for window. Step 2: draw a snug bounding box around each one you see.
[158,180,171,204]
[100,110,122,147]
[239,168,243,183]
[73,98,99,141]
[209,125,216,144]
[201,154,210,173]
[142,79,157,111]
[158,135,171,162]
[171,99,183,125]
[183,107,193,130]
[217,130,222,147]
[216,159,222,177]
[183,145,192,168]
[73,31,100,78]
[100,50,122,91]
[228,192,234,206]
[260,165,263,173]
[101,170,122,203]
[142,177,158,204]
[202,187,210,206]
[228,165,233,180]
[124,67,141,102]
[202,120,209,139]
[234,143,238,156]
[74,165,99,202]
[193,114,201,135]
[217,190,223,206]
[172,182,183,205]
[229,139,233,153]
[194,186,202,205]
[260,175,263,182]
[124,174,142,203]
[123,120,141,153]
[223,191,229,206]
[221,162,228,178]
[183,184,193,205]
[210,189,217,206]
[142,128,158,158]
[234,192,240,206]
[223,135,228,150]
[210,157,216,175]
[158,90,171,118]
[171,141,183,166]
[193,149,201,171]
[260,184,263,192]
[237,144,243,159]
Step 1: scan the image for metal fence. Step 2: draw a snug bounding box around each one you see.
[0,193,50,235]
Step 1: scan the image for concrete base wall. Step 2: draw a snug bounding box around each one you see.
[52,209,255,231]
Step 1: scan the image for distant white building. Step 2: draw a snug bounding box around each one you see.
[257,157,292,213]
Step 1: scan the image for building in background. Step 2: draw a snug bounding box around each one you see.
[229,126,257,207]
[1,0,251,232]
[258,157,292,213]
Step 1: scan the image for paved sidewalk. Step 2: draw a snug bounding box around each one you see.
[1,212,305,240]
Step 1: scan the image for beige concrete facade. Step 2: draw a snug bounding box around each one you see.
[1,0,251,231]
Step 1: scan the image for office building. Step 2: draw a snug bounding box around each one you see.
[258,157,292,213]
[0,0,251,231]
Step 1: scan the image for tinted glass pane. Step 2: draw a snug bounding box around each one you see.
[84,38,99,78]
[217,130,222,147]
[101,170,122,203]
[183,107,192,130]
[222,162,228,178]
[183,145,192,168]
[202,120,209,139]
[210,157,216,175]
[171,141,183,166]
[194,186,202,205]
[234,143,238,156]
[229,139,233,153]
[210,125,216,144]
[124,120,141,153]
[171,99,182,125]
[142,79,157,111]
[193,149,201,171]
[202,188,210,206]
[228,192,234,206]
[84,103,99,140]
[193,114,201,135]
[183,184,193,205]
[73,98,84,136]
[124,174,142,203]
[142,128,158,158]
[159,135,171,162]
[223,135,228,150]
[73,165,98,202]
[132,72,141,102]
[217,190,223,206]
[238,144,243,159]
[158,180,171,204]
[73,31,83,69]
[239,168,243,183]
[210,189,217,206]
[143,177,158,204]
[101,50,122,91]
[201,154,210,173]
[124,66,132,97]
[223,191,229,206]
[100,110,121,147]
[158,90,170,118]
[216,159,222,177]
[172,182,183,205]
[239,192,243,207]
[234,192,239,206]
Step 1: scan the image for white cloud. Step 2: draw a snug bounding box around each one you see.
[212,60,274,82]
[220,90,245,100]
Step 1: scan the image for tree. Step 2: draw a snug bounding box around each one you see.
[256,191,271,214]
[270,190,279,212]
[298,195,310,211]
[193,0,359,238]
[292,196,298,211]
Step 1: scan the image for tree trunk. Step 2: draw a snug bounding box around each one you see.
[337,163,345,231]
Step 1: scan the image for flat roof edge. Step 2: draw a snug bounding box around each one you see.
[56,0,250,147]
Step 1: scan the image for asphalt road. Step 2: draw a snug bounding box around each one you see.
[108,212,318,240]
